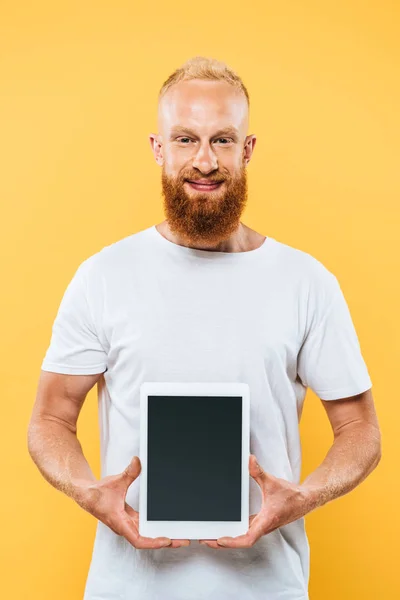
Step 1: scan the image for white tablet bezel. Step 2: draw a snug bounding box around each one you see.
[138,381,250,540]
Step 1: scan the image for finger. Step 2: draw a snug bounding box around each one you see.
[134,535,173,549]
[116,518,154,548]
[249,456,272,498]
[215,531,258,549]
[123,526,182,550]
[165,539,191,548]
[120,456,141,487]
[199,539,228,550]
[249,454,267,485]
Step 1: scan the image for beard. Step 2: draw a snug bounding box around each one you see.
[160,163,248,246]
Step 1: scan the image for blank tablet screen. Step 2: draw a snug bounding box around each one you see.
[147,395,243,521]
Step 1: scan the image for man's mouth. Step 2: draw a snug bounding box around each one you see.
[185,180,224,191]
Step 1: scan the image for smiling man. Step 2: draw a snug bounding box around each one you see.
[155,75,254,248]
[29,56,381,600]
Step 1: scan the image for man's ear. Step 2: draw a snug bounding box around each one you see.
[243,135,257,165]
[149,133,164,166]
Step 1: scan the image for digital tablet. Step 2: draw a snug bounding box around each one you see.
[138,381,250,540]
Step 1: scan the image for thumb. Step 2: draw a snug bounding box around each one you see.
[119,455,141,488]
[249,454,267,486]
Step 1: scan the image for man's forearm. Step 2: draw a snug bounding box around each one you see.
[27,418,97,508]
[299,422,381,512]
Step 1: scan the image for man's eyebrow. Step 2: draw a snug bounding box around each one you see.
[169,126,239,140]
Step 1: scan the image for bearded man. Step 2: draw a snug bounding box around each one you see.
[29,56,380,600]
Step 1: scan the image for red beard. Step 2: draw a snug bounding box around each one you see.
[161,165,248,245]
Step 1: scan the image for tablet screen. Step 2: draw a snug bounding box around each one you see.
[147,395,243,521]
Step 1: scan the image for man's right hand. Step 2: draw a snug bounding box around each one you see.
[76,455,191,549]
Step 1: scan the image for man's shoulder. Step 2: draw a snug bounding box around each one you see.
[269,236,336,284]
[77,227,152,278]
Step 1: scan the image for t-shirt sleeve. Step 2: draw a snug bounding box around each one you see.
[41,259,108,375]
[297,270,372,400]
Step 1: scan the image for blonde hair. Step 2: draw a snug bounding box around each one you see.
[158,56,250,108]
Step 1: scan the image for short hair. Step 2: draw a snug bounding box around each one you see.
[158,56,250,109]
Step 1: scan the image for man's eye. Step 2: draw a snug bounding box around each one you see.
[177,137,231,144]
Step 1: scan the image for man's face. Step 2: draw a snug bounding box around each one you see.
[150,79,256,245]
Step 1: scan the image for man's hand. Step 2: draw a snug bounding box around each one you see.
[76,456,191,549]
[199,454,309,549]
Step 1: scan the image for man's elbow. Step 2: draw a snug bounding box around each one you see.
[370,425,382,470]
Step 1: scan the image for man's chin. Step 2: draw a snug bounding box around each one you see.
[163,211,244,245]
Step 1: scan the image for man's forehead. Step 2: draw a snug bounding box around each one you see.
[158,83,248,135]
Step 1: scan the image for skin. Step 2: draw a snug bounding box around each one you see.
[149,79,266,252]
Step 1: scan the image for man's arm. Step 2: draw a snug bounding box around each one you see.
[27,370,102,509]
[299,388,381,511]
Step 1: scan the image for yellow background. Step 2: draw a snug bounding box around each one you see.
[1,1,398,598]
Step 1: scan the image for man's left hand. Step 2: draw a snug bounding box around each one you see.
[198,454,311,549]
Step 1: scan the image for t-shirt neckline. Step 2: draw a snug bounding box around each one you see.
[149,224,274,261]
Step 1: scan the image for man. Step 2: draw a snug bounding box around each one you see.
[28,56,381,600]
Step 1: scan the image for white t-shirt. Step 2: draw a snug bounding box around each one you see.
[41,224,372,600]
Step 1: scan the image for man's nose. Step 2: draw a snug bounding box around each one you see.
[192,145,218,174]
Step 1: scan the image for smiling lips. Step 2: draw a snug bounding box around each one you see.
[186,180,224,191]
